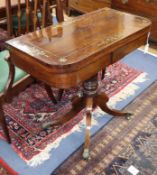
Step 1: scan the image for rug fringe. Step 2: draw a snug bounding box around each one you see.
[108,72,148,107]
[26,116,85,166]
[26,108,106,166]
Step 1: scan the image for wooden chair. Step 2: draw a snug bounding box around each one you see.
[42,0,64,26]
[0,28,10,51]
[0,101,11,143]
[0,0,64,143]
[0,50,32,143]
[5,0,64,36]
[0,0,26,50]
[6,0,64,102]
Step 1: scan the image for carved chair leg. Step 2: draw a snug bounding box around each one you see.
[1,56,14,143]
[57,89,64,101]
[4,58,15,102]
[44,84,57,104]
[0,104,11,143]
[101,68,106,80]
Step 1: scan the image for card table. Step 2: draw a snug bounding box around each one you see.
[5,8,151,159]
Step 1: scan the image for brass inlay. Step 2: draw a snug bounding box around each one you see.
[59,57,67,63]
[97,35,121,48]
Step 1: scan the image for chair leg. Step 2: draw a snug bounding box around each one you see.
[3,56,15,102]
[44,84,64,103]
[57,89,64,101]
[0,105,11,144]
[44,84,57,104]
[101,68,106,80]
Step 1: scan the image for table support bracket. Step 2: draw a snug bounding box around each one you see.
[42,74,132,159]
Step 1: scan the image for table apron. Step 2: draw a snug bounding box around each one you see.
[9,33,147,89]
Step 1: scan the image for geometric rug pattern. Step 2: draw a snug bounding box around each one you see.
[54,80,157,175]
[106,112,157,175]
[0,62,141,164]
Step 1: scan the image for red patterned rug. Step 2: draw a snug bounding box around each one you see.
[0,62,142,165]
[0,158,19,175]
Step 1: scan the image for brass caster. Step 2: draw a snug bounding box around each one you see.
[125,112,132,120]
[82,149,90,160]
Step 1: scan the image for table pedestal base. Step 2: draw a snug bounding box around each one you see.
[43,74,132,159]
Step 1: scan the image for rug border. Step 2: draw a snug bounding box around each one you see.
[0,158,19,175]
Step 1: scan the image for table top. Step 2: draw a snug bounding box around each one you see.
[6,8,151,68]
[6,8,151,88]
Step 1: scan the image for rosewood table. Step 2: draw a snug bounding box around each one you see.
[5,8,151,159]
